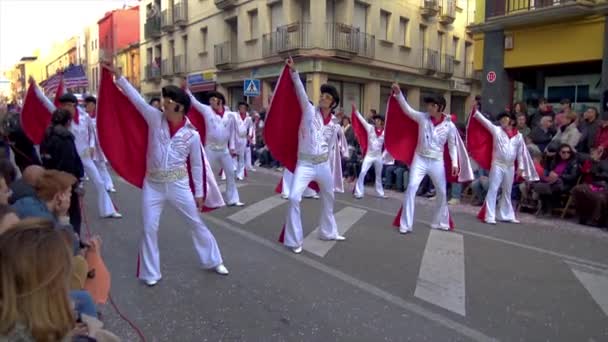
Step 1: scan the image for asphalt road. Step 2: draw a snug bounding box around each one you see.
[81,168,608,342]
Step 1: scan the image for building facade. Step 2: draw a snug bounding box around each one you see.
[83,23,101,95]
[139,0,479,120]
[98,6,141,61]
[42,37,80,80]
[471,0,608,115]
[116,43,142,91]
[8,52,44,104]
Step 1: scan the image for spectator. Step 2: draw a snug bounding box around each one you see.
[515,112,531,137]
[571,148,608,227]
[546,111,581,154]
[529,115,555,152]
[591,116,608,160]
[470,169,490,206]
[2,112,41,172]
[554,98,573,128]
[529,97,555,128]
[384,160,408,192]
[40,109,84,235]
[577,106,601,155]
[8,164,44,204]
[0,204,19,234]
[532,143,580,215]
[512,101,528,122]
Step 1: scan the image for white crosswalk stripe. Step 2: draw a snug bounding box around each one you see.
[303,207,367,257]
[567,261,608,317]
[227,195,286,224]
[415,229,466,316]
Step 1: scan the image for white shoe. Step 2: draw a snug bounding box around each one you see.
[144,278,160,287]
[399,227,411,234]
[214,264,229,275]
[105,212,122,219]
[312,194,320,199]
[248,168,257,172]
[507,219,520,224]
[291,246,303,254]
[320,235,346,241]
[107,188,117,193]
[354,195,363,199]
[228,202,245,207]
[485,219,497,225]
[378,194,387,198]
[237,177,244,181]
[281,194,289,199]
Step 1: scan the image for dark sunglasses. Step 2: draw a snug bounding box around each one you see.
[560,150,572,154]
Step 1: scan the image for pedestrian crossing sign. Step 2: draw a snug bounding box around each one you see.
[243,79,261,97]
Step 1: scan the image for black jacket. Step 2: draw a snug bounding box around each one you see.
[40,125,84,179]
[549,158,579,189]
[529,127,554,152]
[577,119,601,154]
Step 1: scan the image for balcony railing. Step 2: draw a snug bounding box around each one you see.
[262,22,311,58]
[173,54,186,75]
[490,0,580,17]
[161,9,174,31]
[438,54,455,78]
[439,0,457,24]
[145,64,161,81]
[421,0,440,18]
[215,0,237,9]
[214,41,235,69]
[161,58,173,77]
[325,22,376,59]
[173,1,188,26]
[144,17,161,40]
[420,48,439,74]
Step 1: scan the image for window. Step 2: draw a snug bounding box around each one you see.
[380,10,391,41]
[438,32,445,54]
[354,2,367,31]
[248,9,259,39]
[419,25,427,49]
[399,17,409,46]
[147,47,153,64]
[182,34,188,51]
[452,36,460,61]
[326,0,336,23]
[200,27,208,52]
[269,2,283,31]
[327,80,362,113]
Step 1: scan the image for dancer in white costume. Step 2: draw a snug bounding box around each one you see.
[185,88,244,206]
[282,58,345,253]
[108,67,228,286]
[233,102,254,180]
[84,96,116,193]
[39,92,121,219]
[353,110,386,198]
[469,110,539,224]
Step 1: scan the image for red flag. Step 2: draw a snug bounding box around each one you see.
[53,76,64,108]
[351,107,369,156]
[21,82,53,145]
[384,95,419,167]
[465,108,493,171]
[97,68,148,188]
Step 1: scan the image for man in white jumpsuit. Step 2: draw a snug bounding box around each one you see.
[186,89,244,206]
[392,84,472,233]
[110,67,228,286]
[353,111,386,198]
[283,58,345,253]
[233,102,254,180]
[84,96,116,193]
[471,111,538,224]
[40,93,122,219]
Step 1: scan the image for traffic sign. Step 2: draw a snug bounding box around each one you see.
[243,79,261,97]
[486,71,497,83]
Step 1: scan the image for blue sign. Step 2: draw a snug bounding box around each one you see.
[243,79,261,97]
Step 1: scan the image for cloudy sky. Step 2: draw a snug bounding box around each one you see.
[0,0,139,71]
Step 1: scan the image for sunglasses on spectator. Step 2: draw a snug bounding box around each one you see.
[560,150,572,155]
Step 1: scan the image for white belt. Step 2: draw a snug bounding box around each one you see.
[207,143,228,152]
[298,152,329,164]
[493,160,514,169]
[147,167,188,183]
[417,149,442,160]
[367,150,382,157]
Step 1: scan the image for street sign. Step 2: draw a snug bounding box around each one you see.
[486,71,497,83]
[243,79,261,97]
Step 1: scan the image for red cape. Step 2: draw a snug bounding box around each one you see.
[184,92,206,144]
[351,109,368,155]
[465,108,493,171]
[21,83,53,145]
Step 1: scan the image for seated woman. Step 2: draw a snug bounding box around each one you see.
[571,148,608,227]
[532,143,580,215]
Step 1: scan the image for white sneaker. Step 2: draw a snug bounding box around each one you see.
[507,219,520,224]
[485,219,497,225]
[354,195,363,199]
[214,264,229,275]
[105,212,122,219]
[312,194,320,199]
[291,246,303,254]
[248,168,257,172]
[228,202,245,207]
[107,188,117,193]
[320,235,346,241]
[144,278,160,287]
[281,194,289,199]
[399,227,411,234]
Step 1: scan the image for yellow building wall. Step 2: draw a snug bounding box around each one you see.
[116,46,140,90]
[504,17,605,68]
[473,33,484,71]
[475,0,485,23]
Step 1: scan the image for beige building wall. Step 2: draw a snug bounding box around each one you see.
[84,23,101,94]
[138,0,480,119]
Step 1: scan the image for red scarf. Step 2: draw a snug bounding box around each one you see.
[168,117,186,137]
[375,128,383,137]
[320,111,331,125]
[72,109,80,124]
[240,112,247,121]
[214,107,225,118]
[430,115,444,126]
[504,127,517,138]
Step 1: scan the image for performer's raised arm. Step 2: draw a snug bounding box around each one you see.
[108,64,161,126]
[285,57,313,118]
[29,76,56,113]
[189,133,204,198]
[184,86,216,127]
[472,109,498,137]
[391,83,425,123]
[353,109,372,132]
[81,108,96,151]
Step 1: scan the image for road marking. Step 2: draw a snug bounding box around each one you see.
[203,214,497,342]
[303,207,367,257]
[227,195,286,224]
[415,229,466,316]
[335,198,608,269]
[567,261,608,317]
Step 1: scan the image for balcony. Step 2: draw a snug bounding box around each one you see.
[161,59,173,78]
[173,1,188,27]
[214,41,235,70]
[463,62,482,83]
[144,17,161,40]
[215,0,237,10]
[161,9,174,32]
[438,54,455,78]
[439,0,457,25]
[325,22,375,59]
[421,0,439,19]
[145,64,161,82]
[419,48,439,75]
[477,0,597,31]
[173,54,186,76]
[262,22,312,58]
